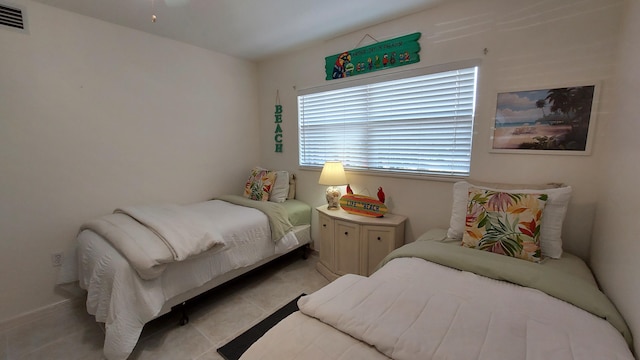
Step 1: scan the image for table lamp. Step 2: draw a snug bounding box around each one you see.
[318,161,347,210]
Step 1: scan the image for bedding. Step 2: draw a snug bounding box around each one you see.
[81,204,227,280]
[244,167,293,203]
[65,197,311,360]
[462,188,548,262]
[244,167,276,201]
[448,180,572,258]
[240,235,633,360]
[113,205,225,260]
[269,170,290,203]
[217,194,294,241]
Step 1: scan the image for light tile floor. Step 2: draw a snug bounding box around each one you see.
[1,251,329,360]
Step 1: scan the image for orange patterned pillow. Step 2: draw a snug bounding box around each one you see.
[462,187,548,262]
[243,167,276,201]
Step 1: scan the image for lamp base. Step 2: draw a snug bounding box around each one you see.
[325,186,341,210]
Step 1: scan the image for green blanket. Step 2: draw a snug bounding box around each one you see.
[216,195,294,242]
[378,239,633,348]
[279,199,312,227]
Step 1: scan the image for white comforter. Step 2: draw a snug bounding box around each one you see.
[69,200,300,360]
[115,205,225,262]
[81,204,226,279]
[243,257,634,360]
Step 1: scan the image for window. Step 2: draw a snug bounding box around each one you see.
[298,61,478,178]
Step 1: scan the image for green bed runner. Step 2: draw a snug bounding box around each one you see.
[279,199,311,227]
[217,195,294,242]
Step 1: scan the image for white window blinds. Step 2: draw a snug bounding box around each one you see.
[298,64,478,177]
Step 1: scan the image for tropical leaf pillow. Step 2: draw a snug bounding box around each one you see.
[243,167,276,201]
[462,187,548,263]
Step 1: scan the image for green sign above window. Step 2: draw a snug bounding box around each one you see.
[325,32,421,80]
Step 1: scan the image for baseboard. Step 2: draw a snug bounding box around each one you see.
[0,251,321,334]
[0,296,84,333]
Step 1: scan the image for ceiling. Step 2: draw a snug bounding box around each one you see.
[31,0,446,61]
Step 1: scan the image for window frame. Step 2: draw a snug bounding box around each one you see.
[297,59,480,180]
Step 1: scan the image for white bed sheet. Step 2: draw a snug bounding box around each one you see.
[242,257,634,360]
[75,200,304,360]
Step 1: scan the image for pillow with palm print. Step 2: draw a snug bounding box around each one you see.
[462,187,548,263]
[243,167,276,201]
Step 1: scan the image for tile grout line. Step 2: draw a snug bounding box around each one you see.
[5,310,93,359]
[190,324,217,359]
[7,326,91,360]
[0,297,85,334]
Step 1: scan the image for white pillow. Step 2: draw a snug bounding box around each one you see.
[287,173,296,200]
[447,181,572,259]
[269,170,290,203]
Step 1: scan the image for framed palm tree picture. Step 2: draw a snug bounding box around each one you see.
[490,83,599,155]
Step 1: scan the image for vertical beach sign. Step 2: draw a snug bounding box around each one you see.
[274,90,283,153]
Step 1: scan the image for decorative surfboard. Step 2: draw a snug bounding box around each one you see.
[339,194,388,217]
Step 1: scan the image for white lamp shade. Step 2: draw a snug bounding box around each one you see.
[318,161,347,186]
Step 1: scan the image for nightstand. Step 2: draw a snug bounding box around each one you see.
[315,205,407,281]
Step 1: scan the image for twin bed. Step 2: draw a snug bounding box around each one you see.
[238,180,635,360]
[241,233,633,359]
[64,170,312,359]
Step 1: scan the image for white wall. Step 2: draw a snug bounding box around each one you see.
[0,1,260,322]
[257,0,624,260]
[590,0,640,353]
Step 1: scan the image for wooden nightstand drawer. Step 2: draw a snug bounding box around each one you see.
[335,220,360,276]
[318,213,335,270]
[362,226,402,275]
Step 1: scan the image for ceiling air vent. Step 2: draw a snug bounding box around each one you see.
[0,2,27,33]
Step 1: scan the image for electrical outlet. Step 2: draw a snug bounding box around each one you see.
[51,252,63,267]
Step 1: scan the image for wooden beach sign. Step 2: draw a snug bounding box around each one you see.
[339,194,388,217]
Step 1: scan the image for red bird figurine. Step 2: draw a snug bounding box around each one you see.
[377,187,385,203]
[346,184,353,194]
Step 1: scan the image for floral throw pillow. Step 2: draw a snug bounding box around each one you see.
[243,167,276,201]
[462,187,548,263]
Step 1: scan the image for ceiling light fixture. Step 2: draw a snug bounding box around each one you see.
[151,0,157,23]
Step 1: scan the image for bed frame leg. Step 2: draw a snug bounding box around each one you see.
[301,244,310,260]
[178,302,189,326]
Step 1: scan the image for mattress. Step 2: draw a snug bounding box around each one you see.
[72,198,311,360]
[241,239,634,360]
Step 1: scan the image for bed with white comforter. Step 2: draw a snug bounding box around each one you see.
[61,195,311,360]
[240,235,634,360]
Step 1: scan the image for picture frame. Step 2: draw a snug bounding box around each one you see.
[490,83,599,155]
